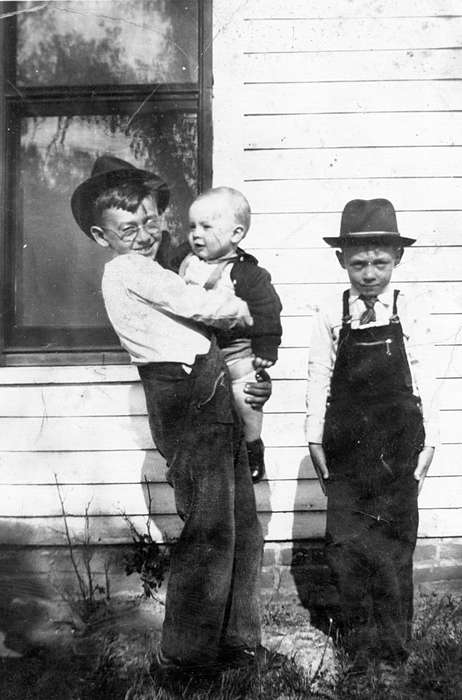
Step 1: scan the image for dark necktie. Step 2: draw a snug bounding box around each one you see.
[359,295,377,325]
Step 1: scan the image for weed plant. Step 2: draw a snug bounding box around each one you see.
[54,475,111,625]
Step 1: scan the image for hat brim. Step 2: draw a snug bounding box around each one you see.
[323,232,416,248]
[71,167,170,238]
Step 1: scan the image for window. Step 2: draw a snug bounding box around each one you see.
[0,0,212,363]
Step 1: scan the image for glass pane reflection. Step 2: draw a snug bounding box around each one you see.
[18,112,197,330]
[17,0,198,86]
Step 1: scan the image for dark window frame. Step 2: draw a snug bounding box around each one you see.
[0,0,213,366]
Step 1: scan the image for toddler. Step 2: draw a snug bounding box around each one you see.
[179,187,283,482]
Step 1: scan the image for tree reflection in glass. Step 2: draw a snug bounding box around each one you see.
[17,0,199,86]
[19,113,197,329]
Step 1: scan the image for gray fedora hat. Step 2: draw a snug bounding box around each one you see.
[323,198,416,248]
[71,155,170,238]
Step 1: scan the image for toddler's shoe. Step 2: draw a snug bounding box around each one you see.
[246,438,265,483]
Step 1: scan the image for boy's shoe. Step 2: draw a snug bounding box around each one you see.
[150,648,225,677]
[219,644,285,669]
[246,438,265,483]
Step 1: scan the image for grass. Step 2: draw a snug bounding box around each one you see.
[91,640,317,700]
[332,591,462,700]
[1,591,461,699]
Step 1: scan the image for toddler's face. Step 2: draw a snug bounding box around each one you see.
[336,245,402,297]
[92,196,162,258]
[188,195,243,261]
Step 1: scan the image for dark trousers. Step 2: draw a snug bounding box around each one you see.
[138,339,263,664]
[325,474,418,662]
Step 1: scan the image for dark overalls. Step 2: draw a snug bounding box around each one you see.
[323,290,424,662]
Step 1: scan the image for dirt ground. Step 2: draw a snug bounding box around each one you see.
[1,589,461,699]
[0,593,335,699]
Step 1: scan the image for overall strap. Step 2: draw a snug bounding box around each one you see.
[204,259,236,290]
[341,289,351,326]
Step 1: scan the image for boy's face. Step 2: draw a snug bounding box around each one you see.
[336,244,402,297]
[91,196,162,258]
[188,195,244,261]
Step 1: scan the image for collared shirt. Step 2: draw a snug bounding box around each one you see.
[306,285,439,446]
[101,253,252,365]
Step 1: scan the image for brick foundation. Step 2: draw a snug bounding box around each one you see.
[260,537,462,602]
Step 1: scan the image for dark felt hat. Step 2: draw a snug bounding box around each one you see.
[71,155,170,238]
[323,198,416,247]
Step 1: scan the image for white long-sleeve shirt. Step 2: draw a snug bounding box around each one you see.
[101,253,252,365]
[306,285,439,447]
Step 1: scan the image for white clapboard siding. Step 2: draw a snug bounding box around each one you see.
[0,450,167,484]
[0,477,458,519]
[245,50,460,83]
[0,367,460,418]
[244,179,462,213]
[0,508,459,546]
[0,364,140,385]
[0,442,460,485]
[246,114,462,150]
[245,82,462,115]
[0,338,459,391]
[0,480,324,518]
[221,0,462,550]
[0,513,328,545]
[243,18,462,52]
[0,411,459,452]
[244,147,462,181]
[0,339,459,398]
[247,212,462,249]
[243,1,462,19]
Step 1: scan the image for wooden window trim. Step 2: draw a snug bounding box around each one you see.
[0,0,213,367]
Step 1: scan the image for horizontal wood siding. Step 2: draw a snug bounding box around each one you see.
[211,0,462,548]
[0,1,460,560]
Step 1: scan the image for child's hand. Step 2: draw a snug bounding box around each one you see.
[309,443,330,496]
[253,356,274,370]
[414,446,435,493]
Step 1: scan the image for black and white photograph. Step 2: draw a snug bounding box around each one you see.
[0,1,461,698]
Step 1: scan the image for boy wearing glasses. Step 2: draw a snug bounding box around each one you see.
[71,156,274,674]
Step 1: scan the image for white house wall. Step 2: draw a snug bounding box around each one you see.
[0,2,460,580]
[212,0,462,549]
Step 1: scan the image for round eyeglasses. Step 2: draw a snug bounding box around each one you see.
[103,216,161,244]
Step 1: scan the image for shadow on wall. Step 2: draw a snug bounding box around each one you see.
[125,382,176,547]
[137,442,273,543]
[290,453,339,635]
[127,381,273,577]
